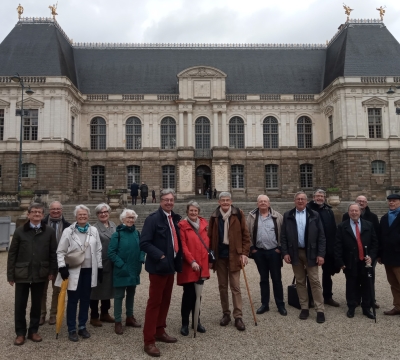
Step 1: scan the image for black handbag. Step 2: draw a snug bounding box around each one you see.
[287,276,314,309]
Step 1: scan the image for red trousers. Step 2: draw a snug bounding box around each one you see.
[143,273,174,345]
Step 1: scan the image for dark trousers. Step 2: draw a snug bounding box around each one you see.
[253,248,284,308]
[152,197,156,203]
[15,282,45,336]
[181,282,201,326]
[67,268,92,333]
[345,260,372,310]
[131,196,137,205]
[89,299,111,319]
[322,253,335,300]
[141,196,147,204]
[143,274,174,345]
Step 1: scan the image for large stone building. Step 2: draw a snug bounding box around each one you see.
[0,17,400,202]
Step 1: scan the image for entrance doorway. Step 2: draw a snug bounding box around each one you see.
[196,165,211,196]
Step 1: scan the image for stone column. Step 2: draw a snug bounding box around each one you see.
[187,111,193,147]
[143,112,150,147]
[178,111,184,147]
[221,112,227,146]
[213,112,219,146]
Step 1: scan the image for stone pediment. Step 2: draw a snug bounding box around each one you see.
[362,97,388,107]
[16,97,44,108]
[177,66,227,78]
[324,105,334,116]
[0,99,10,107]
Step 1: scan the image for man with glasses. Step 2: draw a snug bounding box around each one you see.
[140,189,182,357]
[40,201,71,325]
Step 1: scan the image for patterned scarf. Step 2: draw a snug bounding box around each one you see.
[76,223,89,233]
[48,216,64,241]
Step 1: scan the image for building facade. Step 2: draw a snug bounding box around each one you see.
[0,18,400,202]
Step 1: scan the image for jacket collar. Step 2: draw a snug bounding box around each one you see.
[249,207,277,218]
[288,207,315,218]
[307,201,332,212]
[157,206,181,222]
[211,205,239,218]
[23,220,47,232]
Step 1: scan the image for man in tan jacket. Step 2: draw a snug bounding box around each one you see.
[208,192,251,331]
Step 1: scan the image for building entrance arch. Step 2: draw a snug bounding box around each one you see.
[196,165,211,196]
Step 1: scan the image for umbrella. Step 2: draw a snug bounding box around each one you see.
[241,262,257,326]
[364,246,376,323]
[193,267,204,338]
[56,279,69,339]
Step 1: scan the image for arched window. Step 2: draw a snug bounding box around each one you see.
[297,116,312,148]
[126,117,142,149]
[22,163,36,178]
[160,117,176,149]
[229,117,244,149]
[265,164,278,189]
[300,164,313,188]
[195,117,211,150]
[371,160,385,174]
[127,165,140,188]
[90,117,106,150]
[263,117,278,148]
[91,165,105,190]
[162,165,175,189]
[231,165,244,188]
[368,109,382,138]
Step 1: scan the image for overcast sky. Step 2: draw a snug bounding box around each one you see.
[1,0,400,44]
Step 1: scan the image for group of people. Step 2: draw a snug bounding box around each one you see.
[130,181,157,205]
[6,189,400,358]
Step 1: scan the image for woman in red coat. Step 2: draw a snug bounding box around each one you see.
[177,201,210,336]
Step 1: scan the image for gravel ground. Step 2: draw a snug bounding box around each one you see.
[1,248,399,360]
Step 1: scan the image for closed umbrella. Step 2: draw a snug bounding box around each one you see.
[193,268,204,338]
[56,279,68,339]
[364,246,376,323]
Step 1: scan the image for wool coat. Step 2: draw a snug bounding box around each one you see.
[140,183,149,198]
[130,182,139,197]
[177,217,210,285]
[379,211,400,266]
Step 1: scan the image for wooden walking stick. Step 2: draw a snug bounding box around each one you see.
[241,261,258,326]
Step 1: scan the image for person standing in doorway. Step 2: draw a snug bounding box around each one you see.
[130,181,139,205]
[140,182,149,205]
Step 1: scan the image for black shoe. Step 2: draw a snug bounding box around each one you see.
[278,307,287,316]
[180,325,189,336]
[362,309,375,320]
[324,298,340,307]
[196,323,206,333]
[299,309,309,320]
[68,331,79,342]
[78,328,91,338]
[347,308,355,318]
[316,312,325,323]
[256,304,270,314]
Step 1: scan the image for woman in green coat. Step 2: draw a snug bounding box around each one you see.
[108,209,145,335]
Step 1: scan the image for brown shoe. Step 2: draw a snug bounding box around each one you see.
[154,332,177,343]
[219,314,231,326]
[14,336,25,346]
[115,322,123,335]
[39,316,45,326]
[100,313,115,323]
[90,318,103,327]
[27,333,42,342]
[144,344,160,357]
[126,316,141,328]
[234,318,246,331]
[384,308,400,315]
[48,316,56,325]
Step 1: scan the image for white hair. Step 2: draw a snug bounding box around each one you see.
[95,203,111,214]
[120,208,138,222]
[257,194,270,202]
[73,204,91,217]
[219,191,232,199]
[49,201,63,209]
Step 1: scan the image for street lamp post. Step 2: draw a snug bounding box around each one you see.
[10,73,34,193]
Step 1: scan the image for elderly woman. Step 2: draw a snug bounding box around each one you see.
[108,208,145,335]
[55,205,102,342]
[177,201,210,336]
[89,203,116,327]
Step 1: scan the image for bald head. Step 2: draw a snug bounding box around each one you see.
[355,195,368,210]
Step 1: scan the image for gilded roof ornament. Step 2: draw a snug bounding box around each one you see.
[343,4,353,22]
[17,4,24,20]
[376,6,386,21]
[49,2,58,19]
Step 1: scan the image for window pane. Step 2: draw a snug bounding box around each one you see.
[127,165,140,187]
[231,165,244,188]
[371,161,385,174]
[162,165,175,188]
[90,118,107,149]
[266,165,278,188]
[300,164,313,188]
[263,117,279,149]
[161,118,176,149]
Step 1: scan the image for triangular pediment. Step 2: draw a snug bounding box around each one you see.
[177,66,227,78]
[0,99,10,106]
[324,105,334,116]
[362,97,388,107]
[16,97,45,108]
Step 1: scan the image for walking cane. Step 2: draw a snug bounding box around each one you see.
[365,246,376,323]
[241,261,258,326]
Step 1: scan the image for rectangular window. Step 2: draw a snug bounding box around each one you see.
[265,165,278,189]
[127,165,140,188]
[300,164,313,188]
[162,165,175,189]
[368,108,382,138]
[23,109,38,141]
[71,116,75,144]
[231,165,244,188]
[0,109,4,141]
[329,115,333,143]
[91,166,105,190]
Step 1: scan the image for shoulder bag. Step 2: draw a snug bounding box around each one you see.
[65,230,90,268]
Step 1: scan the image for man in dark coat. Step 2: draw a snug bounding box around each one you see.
[40,201,71,325]
[379,193,400,316]
[7,203,57,346]
[130,181,139,205]
[335,203,378,319]
[140,189,182,357]
[140,181,149,205]
[281,191,326,323]
[307,189,339,307]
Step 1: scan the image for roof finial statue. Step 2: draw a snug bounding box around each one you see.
[49,2,58,20]
[343,4,353,22]
[17,4,24,20]
[376,6,386,21]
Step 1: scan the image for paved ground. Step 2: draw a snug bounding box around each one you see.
[0,248,399,360]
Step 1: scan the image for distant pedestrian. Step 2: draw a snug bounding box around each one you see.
[140,182,149,205]
[152,190,156,203]
[213,188,217,199]
[130,181,139,205]
[206,187,211,200]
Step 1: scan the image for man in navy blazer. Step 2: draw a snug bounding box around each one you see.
[335,203,378,319]
[140,189,182,357]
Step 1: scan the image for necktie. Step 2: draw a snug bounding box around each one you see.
[51,221,57,232]
[354,221,364,261]
[168,215,179,253]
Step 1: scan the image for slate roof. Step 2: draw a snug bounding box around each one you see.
[1,20,400,95]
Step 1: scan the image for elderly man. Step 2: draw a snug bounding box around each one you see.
[208,192,250,331]
[281,191,326,323]
[140,189,182,357]
[246,195,286,316]
[39,201,71,325]
[379,194,400,316]
[335,203,378,319]
[7,203,57,345]
[307,189,339,307]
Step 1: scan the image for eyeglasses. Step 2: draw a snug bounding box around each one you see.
[125,216,135,220]
[162,199,174,203]
[97,211,109,215]
[29,210,43,214]
[50,208,62,211]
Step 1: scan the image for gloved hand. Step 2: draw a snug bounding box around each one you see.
[59,267,69,280]
[98,268,103,284]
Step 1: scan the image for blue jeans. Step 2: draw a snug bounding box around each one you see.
[67,268,92,333]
